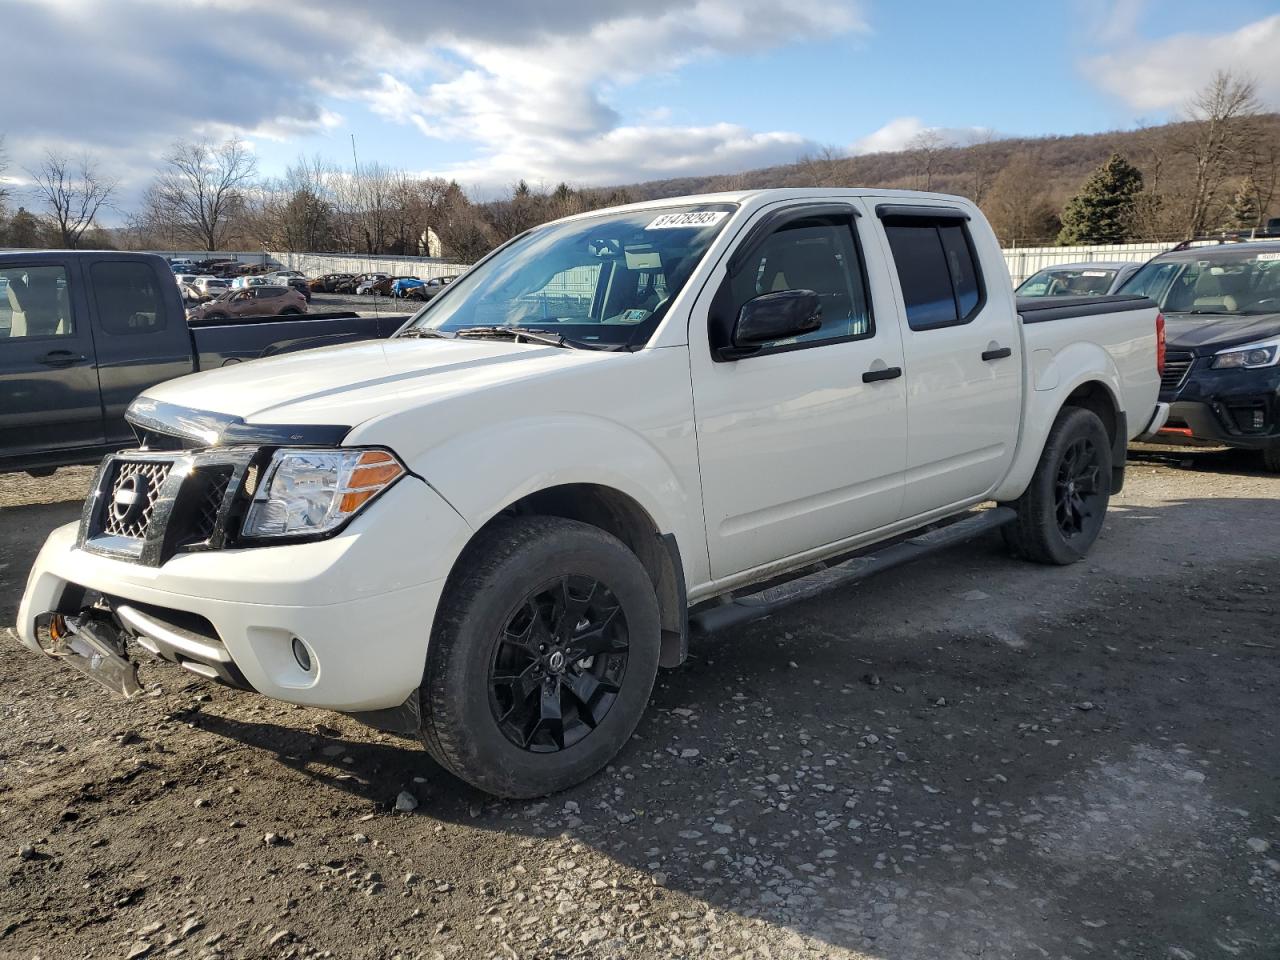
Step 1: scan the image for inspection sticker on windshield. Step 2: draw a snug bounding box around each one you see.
[1082,270,1108,277]
[1255,252,1280,261]
[646,211,729,230]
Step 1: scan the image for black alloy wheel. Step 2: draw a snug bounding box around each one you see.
[1054,436,1102,540]
[489,575,629,752]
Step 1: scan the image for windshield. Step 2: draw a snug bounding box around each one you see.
[1017,267,1117,297]
[1118,248,1280,315]
[404,203,737,348]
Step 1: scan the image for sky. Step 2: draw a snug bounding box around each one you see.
[1,0,1278,219]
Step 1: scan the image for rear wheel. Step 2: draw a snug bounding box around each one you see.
[421,516,661,797]
[1002,406,1112,565]
[279,307,302,315]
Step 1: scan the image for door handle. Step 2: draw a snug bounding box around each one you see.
[982,346,1013,362]
[38,350,88,368]
[862,366,903,383]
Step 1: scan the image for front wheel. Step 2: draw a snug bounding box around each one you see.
[420,516,661,797]
[1263,443,1280,473]
[1002,406,1113,565]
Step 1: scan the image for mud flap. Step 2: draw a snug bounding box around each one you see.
[47,615,143,699]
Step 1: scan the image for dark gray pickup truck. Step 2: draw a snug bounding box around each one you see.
[0,251,408,475]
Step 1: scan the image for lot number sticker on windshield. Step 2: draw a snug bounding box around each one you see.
[1082,271,1108,277]
[646,211,729,230]
[1255,252,1280,262]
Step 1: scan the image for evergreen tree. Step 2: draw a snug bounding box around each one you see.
[1056,153,1144,245]
[1224,179,1260,230]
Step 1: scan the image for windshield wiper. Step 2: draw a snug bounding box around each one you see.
[396,327,451,339]
[453,326,603,351]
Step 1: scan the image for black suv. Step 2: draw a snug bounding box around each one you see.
[1119,240,1280,470]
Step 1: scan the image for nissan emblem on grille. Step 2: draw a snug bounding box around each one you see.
[101,461,173,540]
[111,473,149,526]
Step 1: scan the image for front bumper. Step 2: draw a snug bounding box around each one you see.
[16,478,470,712]
[1158,360,1280,449]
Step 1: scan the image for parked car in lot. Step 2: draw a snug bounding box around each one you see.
[283,277,312,302]
[0,252,411,475]
[367,275,419,296]
[230,275,272,290]
[188,285,309,320]
[1016,261,1142,297]
[1117,239,1280,470]
[355,273,391,295]
[403,275,459,301]
[309,273,356,294]
[14,190,1162,798]
[390,277,425,298]
[194,277,229,297]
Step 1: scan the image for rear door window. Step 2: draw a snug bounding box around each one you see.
[91,261,166,336]
[883,217,985,331]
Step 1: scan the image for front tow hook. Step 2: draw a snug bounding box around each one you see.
[45,613,143,699]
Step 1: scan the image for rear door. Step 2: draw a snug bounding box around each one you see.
[0,257,104,462]
[871,203,1022,518]
[86,256,195,446]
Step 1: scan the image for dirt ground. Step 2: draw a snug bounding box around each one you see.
[1,448,1277,960]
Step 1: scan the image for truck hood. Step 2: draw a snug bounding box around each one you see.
[1165,311,1280,355]
[142,337,615,430]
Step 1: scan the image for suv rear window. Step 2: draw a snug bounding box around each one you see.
[883,218,984,331]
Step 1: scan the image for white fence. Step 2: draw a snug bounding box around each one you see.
[1001,242,1175,284]
[269,251,463,280]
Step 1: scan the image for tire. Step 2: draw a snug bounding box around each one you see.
[1263,443,1280,473]
[1002,406,1113,565]
[279,308,302,316]
[204,311,228,320]
[420,516,661,798]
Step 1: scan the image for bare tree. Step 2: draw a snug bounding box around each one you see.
[1176,70,1261,237]
[149,137,257,250]
[907,129,950,191]
[985,153,1060,245]
[795,144,845,187]
[959,130,1001,206]
[27,150,116,248]
[1242,131,1280,229]
[0,135,10,212]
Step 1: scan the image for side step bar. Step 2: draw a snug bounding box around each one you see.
[689,507,1016,635]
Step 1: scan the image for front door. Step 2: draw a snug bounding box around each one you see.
[690,201,909,581]
[0,259,103,463]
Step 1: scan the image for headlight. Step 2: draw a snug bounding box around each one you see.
[241,448,405,540]
[1211,340,1279,369]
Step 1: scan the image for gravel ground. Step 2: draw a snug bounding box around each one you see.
[309,293,420,317]
[1,447,1278,960]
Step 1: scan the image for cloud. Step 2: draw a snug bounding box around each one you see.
[849,118,996,156]
[1084,13,1280,112]
[0,0,868,201]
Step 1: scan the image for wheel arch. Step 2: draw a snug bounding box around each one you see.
[460,483,689,668]
[995,368,1127,503]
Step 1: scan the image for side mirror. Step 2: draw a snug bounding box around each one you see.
[719,289,822,360]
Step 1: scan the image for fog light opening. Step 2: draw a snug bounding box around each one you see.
[291,637,313,673]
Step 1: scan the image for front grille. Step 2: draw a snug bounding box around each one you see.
[176,468,233,546]
[80,447,260,567]
[101,460,173,538]
[1161,351,1194,393]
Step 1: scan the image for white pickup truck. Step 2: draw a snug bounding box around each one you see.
[17,189,1165,797]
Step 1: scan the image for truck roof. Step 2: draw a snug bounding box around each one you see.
[551,187,973,224]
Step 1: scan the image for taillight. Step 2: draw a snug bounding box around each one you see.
[1155,312,1166,376]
